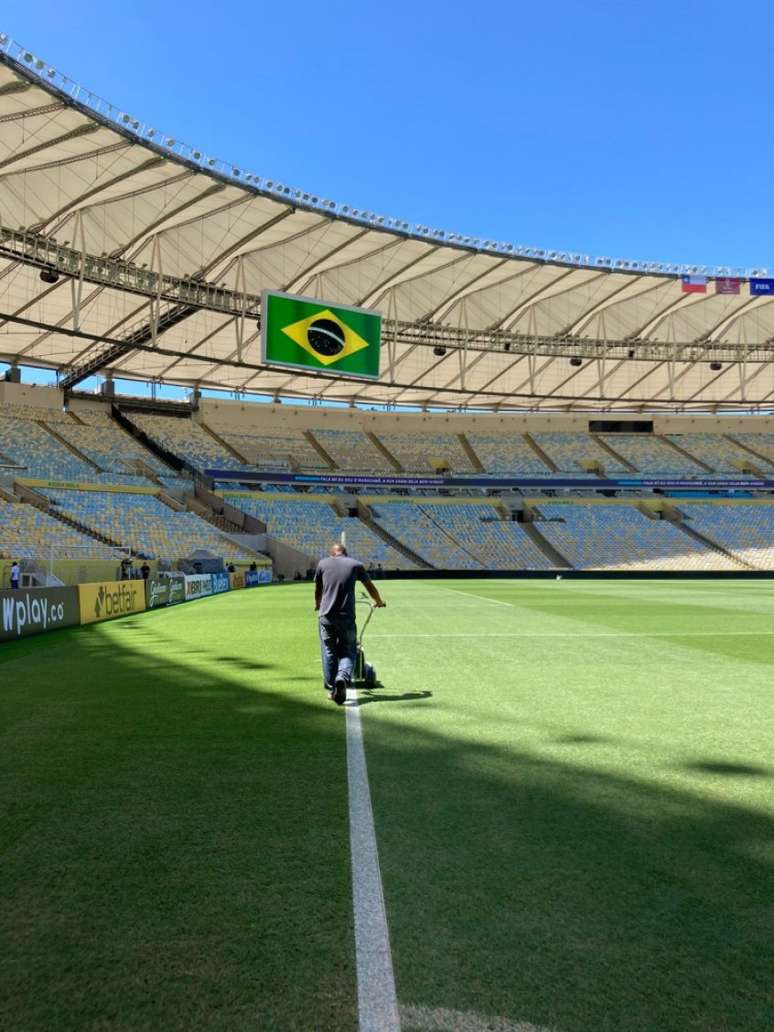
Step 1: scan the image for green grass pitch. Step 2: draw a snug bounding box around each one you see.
[1,579,773,1031]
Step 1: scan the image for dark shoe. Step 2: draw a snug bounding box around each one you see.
[333,678,347,705]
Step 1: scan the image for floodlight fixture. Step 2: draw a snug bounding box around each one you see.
[40,267,59,284]
[709,361,722,371]
[569,357,583,367]
[433,346,447,357]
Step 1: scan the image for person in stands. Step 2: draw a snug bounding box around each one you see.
[10,560,20,590]
[314,543,385,705]
[140,561,150,581]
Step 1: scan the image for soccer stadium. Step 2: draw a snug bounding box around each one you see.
[1,22,773,1032]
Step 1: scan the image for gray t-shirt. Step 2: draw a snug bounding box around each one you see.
[315,555,367,619]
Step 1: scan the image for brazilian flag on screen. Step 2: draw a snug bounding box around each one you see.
[261,290,381,380]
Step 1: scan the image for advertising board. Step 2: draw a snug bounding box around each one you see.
[167,575,186,605]
[184,574,214,600]
[0,586,80,642]
[146,579,170,609]
[211,572,231,594]
[245,569,272,587]
[229,572,245,589]
[78,580,146,625]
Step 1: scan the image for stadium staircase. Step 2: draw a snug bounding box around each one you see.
[592,434,638,472]
[458,434,485,472]
[650,504,756,570]
[112,406,195,477]
[199,422,251,465]
[303,431,336,470]
[725,434,772,474]
[367,432,403,471]
[13,483,125,551]
[659,435,713,472]
[415,504,493,569]
[186,496,245,537]
[520,520,573,568]
[357,507,435,570]
[39,420,103,473]
[522,433,558,471]
[127,458,164,485]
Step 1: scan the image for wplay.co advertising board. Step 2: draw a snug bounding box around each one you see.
[0,586,80,642]
[184,574,213,600]
[79,580,146,625]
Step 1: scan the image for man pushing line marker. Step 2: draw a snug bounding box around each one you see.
[314,543,386,705]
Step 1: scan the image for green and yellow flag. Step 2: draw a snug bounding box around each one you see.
[261,291,381,379]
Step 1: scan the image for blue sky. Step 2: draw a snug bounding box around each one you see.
[3,1,773,269]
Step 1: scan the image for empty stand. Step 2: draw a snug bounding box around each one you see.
[126,412,252,473]
[214,427,329,470]
[0,411,95,479]
[530,432,628,473]
[0,496,120,560]
[728,434,774,469]
[56,411,178,478]
[376,433,475,473]
[223,494,417,569]
[310,429,392,471]
[418,503,557,570]
[679,503,774,569]
[599,434,703,475]
[42,489,255,561]
[534,504,738,570]
[370,502,484,569]
[465,433,551,473]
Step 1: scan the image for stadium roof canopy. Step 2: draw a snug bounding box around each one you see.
[1,35,774,412]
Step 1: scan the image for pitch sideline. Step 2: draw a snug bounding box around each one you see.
[345,684,401,1031]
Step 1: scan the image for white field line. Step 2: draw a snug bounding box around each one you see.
[345,685,400,1032]
[437,586,513,607]
[369,630,774,639]
[400,1003,556,1032]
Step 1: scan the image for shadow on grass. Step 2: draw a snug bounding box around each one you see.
[2,607,773,1032]
[351,688,433,707]
[362,708,774,1032]
[0,615,358,1032]
[683,759,771,777]
[553,732,613,745]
